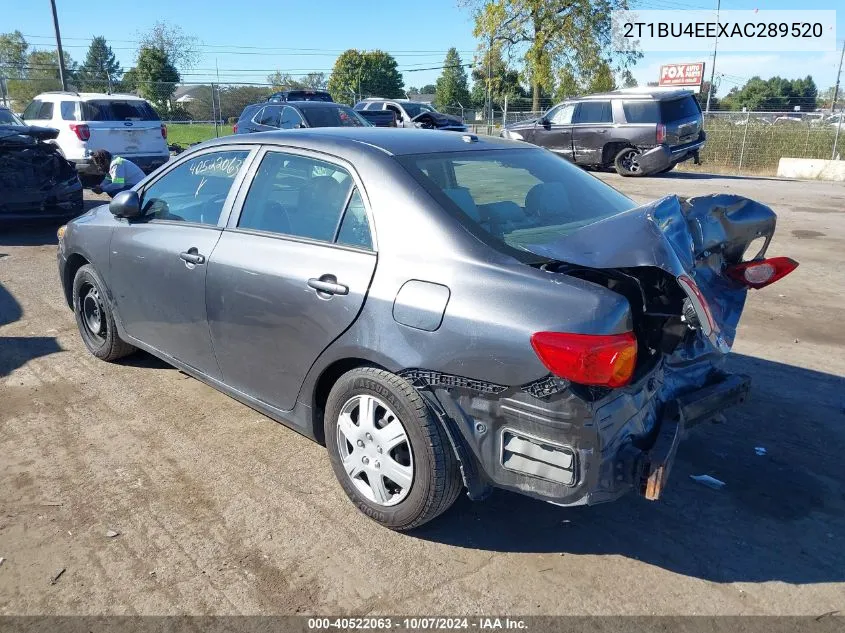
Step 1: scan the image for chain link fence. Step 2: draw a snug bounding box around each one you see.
[4,76,842,175]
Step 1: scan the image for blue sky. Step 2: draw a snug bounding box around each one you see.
[5,0,843,99]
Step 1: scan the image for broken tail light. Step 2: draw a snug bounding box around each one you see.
[69,123,90,141]
[530,331,638,389]
[656,123,666,144]
[161,124,167,139]
[726,257,798,289]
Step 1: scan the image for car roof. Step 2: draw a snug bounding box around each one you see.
[35,91,145,101]
[577,89,694,101]
[200,127,521,157]
[283,101,348,109]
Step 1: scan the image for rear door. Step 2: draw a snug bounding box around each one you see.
[252,105,283,132]
[109,147,255,377]
[660,95,703,147]
[80,99,167,158]
[571,100,613,165]
[205,147,377,412]
[532,103,575,159]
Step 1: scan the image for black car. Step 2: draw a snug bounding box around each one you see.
[234,101,370,134]
[0,120,83,222]
[501,90,705,176]
[267,89,333,103]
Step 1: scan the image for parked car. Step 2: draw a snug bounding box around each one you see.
[57,128,796,530]
[1,123,83,222]
[355,109,397,127]
[501,89,706,176]
[234,101,370,134]
[268,89,333,103]
[355,99,467,132]
[22,91,169,186]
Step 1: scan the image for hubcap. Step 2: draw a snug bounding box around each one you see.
[622,150,641,173]
[336,394,414,507]
[81,285,106,341]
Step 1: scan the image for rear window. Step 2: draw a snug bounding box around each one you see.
[80,100,159,121]
[660,96,701,122]
[622,101,660,124]
[397,148,634,259]
[239,104,261,121]
[301,106,368,128]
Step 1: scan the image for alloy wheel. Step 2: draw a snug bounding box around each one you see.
[621,149,642,174]
[336,394,414,507]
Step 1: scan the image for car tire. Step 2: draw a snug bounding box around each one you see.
[72,264,136,362]
[324,367,462,530]
[614,147,645,177]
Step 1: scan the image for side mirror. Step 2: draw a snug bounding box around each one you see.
[109,190,142,219]
[540,116,550,127]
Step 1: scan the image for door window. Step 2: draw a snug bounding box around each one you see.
[549,104,575,125]
[23,100,53,120]
[280,106,304,129]
[256,106,282,128]
[22,100,42,120]
[336,189,373,249]
[60,101,78,120]
[385,104,403,121]
[141,150,250,225]
[237,151,364,244]
[574,101,612,124]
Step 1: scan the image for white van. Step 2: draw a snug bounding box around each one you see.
[22,91,170,185]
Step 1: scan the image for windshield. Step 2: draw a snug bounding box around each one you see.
[398,148,635,255]
[80,100,160,121]
[0,109,23,125]
[302,106,370,127]
[402,102,436,118]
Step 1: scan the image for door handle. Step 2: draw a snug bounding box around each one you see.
[308,277,348,296]
[179,251,206,265]
[597,129,608,133]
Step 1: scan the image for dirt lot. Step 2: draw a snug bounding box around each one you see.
[1,173,844,616]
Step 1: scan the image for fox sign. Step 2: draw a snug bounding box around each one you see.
[659,63,705,89]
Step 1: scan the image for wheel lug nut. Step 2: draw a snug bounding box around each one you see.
[366,433,373,441]
[362,456,370,465]
[357,440,364,448]
[377,446,383,454]
[374,461,380,469]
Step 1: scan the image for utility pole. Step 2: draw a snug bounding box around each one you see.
[49,0,68,91]
[705,0,720,113]
[832,39,844,115]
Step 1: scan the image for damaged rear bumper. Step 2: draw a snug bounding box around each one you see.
[421,364,749,506]
[638,137,706,174]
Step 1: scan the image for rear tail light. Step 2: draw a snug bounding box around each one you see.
[677,274,715,335]
[530,331,637,389]
[69,123,90,141]
[726,257,798,289]
[160,124,167,139]
[656,123,666,144]
[233,123,238,134]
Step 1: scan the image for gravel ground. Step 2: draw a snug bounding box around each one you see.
[1,173,844,616]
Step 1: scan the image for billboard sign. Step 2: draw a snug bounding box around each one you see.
[659,62,705,90]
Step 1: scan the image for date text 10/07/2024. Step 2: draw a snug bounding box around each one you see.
[307,617,529,630]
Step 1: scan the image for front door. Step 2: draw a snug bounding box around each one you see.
[206,149,377,411]
[533,103,575,160]
[571,100,614,165]
[109,148,253,378]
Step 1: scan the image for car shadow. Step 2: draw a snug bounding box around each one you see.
[0,199,104,247]
[413,353,845,585]
[662,171,783,182]
[116,350,175,371]
[0,283,62,377]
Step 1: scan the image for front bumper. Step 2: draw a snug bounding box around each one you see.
[0,179,83,223]
[638,136,706,174]
[424,362,749,506]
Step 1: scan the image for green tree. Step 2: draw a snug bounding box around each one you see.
[420,84,436,94]
[137,22,199,71]
[720,76,818,111]
[434,48,471,108]
[77,36,121,92]
[470,0,638,111]
[8,49,76,109]
[553,65,579,101]
[470,45,524,109]
[302,72,328,90]
[0,31,28,79]
[267,71,304,91]
[585,59,616,93]
[621,68,637,88]
[133,46,180,112]
[327,49,404,104]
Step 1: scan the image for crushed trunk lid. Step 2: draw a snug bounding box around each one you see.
[525,194,777,354]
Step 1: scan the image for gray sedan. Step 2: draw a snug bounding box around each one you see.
[57,128,797,529]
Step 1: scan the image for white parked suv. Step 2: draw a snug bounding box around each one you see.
[22,91,170,185]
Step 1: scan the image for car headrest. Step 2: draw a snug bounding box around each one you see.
[525,182,572,218]
[442,187,481,222]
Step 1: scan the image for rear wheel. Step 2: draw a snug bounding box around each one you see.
[324,367,462,530]
[73,265,136,361]
[614,147,645,177]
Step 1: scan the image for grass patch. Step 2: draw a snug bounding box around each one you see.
[166,123,233,148]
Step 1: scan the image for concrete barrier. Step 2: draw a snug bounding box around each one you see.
[777,158,845,182]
